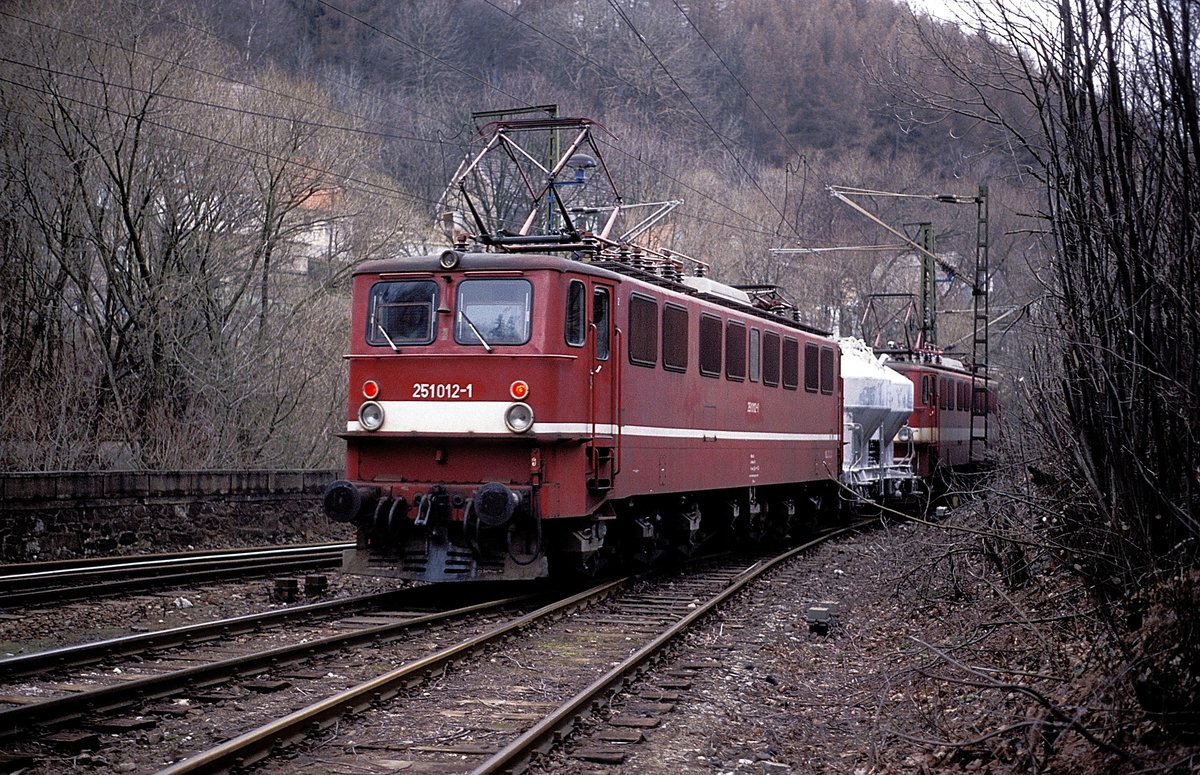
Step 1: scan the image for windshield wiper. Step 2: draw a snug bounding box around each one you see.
[459,311,493,352]
[376,323,399,352]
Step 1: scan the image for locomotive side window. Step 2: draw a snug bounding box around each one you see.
[699,313,722,377]
[662,303,689,372]
[820,345,835,394]
[804,342,820,392]
[748,328,761,382]
[454,279,532,346]
[725,321,746,381]
[628,293,658,367]
[367,280,438,347]
[921,375,932,406]
[594,287,610,360]
[974,386,991,414]
[782,336,799,390]
[565,280,586,347]
[762,331,781,387]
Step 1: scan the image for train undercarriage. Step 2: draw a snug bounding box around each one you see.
[327,479,840,582]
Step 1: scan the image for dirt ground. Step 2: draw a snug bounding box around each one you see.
[3,499,1197,774]
[577,504,1200,774]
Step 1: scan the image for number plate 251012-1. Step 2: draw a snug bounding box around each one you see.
[412,383,474,399]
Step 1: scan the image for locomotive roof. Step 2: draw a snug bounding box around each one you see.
[883,350,992,380]
[356,251,832,337]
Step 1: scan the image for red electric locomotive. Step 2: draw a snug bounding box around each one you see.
[886,351,995,480]
[323,248,842,581]
[322,117,846,581]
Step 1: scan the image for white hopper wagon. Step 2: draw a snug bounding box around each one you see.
[840,338,917,500]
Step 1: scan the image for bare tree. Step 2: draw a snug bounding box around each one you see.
[0,0,409,470]
[882,0,1200,733]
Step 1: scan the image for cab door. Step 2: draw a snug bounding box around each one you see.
[587,283,617,490]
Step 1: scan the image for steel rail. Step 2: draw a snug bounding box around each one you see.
[0,588,416,680]
[0,544,354,589]
[0,553,348,609]
[153,577,630,774]
[151,528,863,774]
[469,524,863,774]
[0,543,355,581]
[0,587,541,738]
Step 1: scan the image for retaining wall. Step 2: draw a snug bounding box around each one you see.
[0,470,350,563]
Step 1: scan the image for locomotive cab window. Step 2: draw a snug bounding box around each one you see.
[455,279,532,347]
[367,280,438,347]
[594,287,610,360]
[565,280,586,347]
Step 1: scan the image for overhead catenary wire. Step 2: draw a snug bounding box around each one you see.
[465,0,791,242]
[313,0,530,106]
[0,54,451,148]
[668,0,810,238]
[0,74,438,210]
[602,0,799,240]
[828,185,983,292]
[0,8,456,146]
[1,1,821,253]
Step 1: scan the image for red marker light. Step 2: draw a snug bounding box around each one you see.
[362,380,380,399]
[510,380,530,400]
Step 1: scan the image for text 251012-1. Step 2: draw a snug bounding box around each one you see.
[412,383,474,399]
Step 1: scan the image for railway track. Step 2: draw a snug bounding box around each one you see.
[0,580,552,771]
[23,525,860,772]
[0,523,865,773]
[0,543,353,608]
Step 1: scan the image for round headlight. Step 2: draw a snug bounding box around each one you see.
[897,426,912,442]
[504,402,534,433]
[438,249,462,269]
[359,401,385,431]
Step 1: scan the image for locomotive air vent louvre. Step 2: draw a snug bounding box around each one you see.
[476,553,507,572]
[401,549,429,573]
[445,549,475,574]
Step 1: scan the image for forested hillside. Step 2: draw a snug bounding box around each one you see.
[0,0,1035,471]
